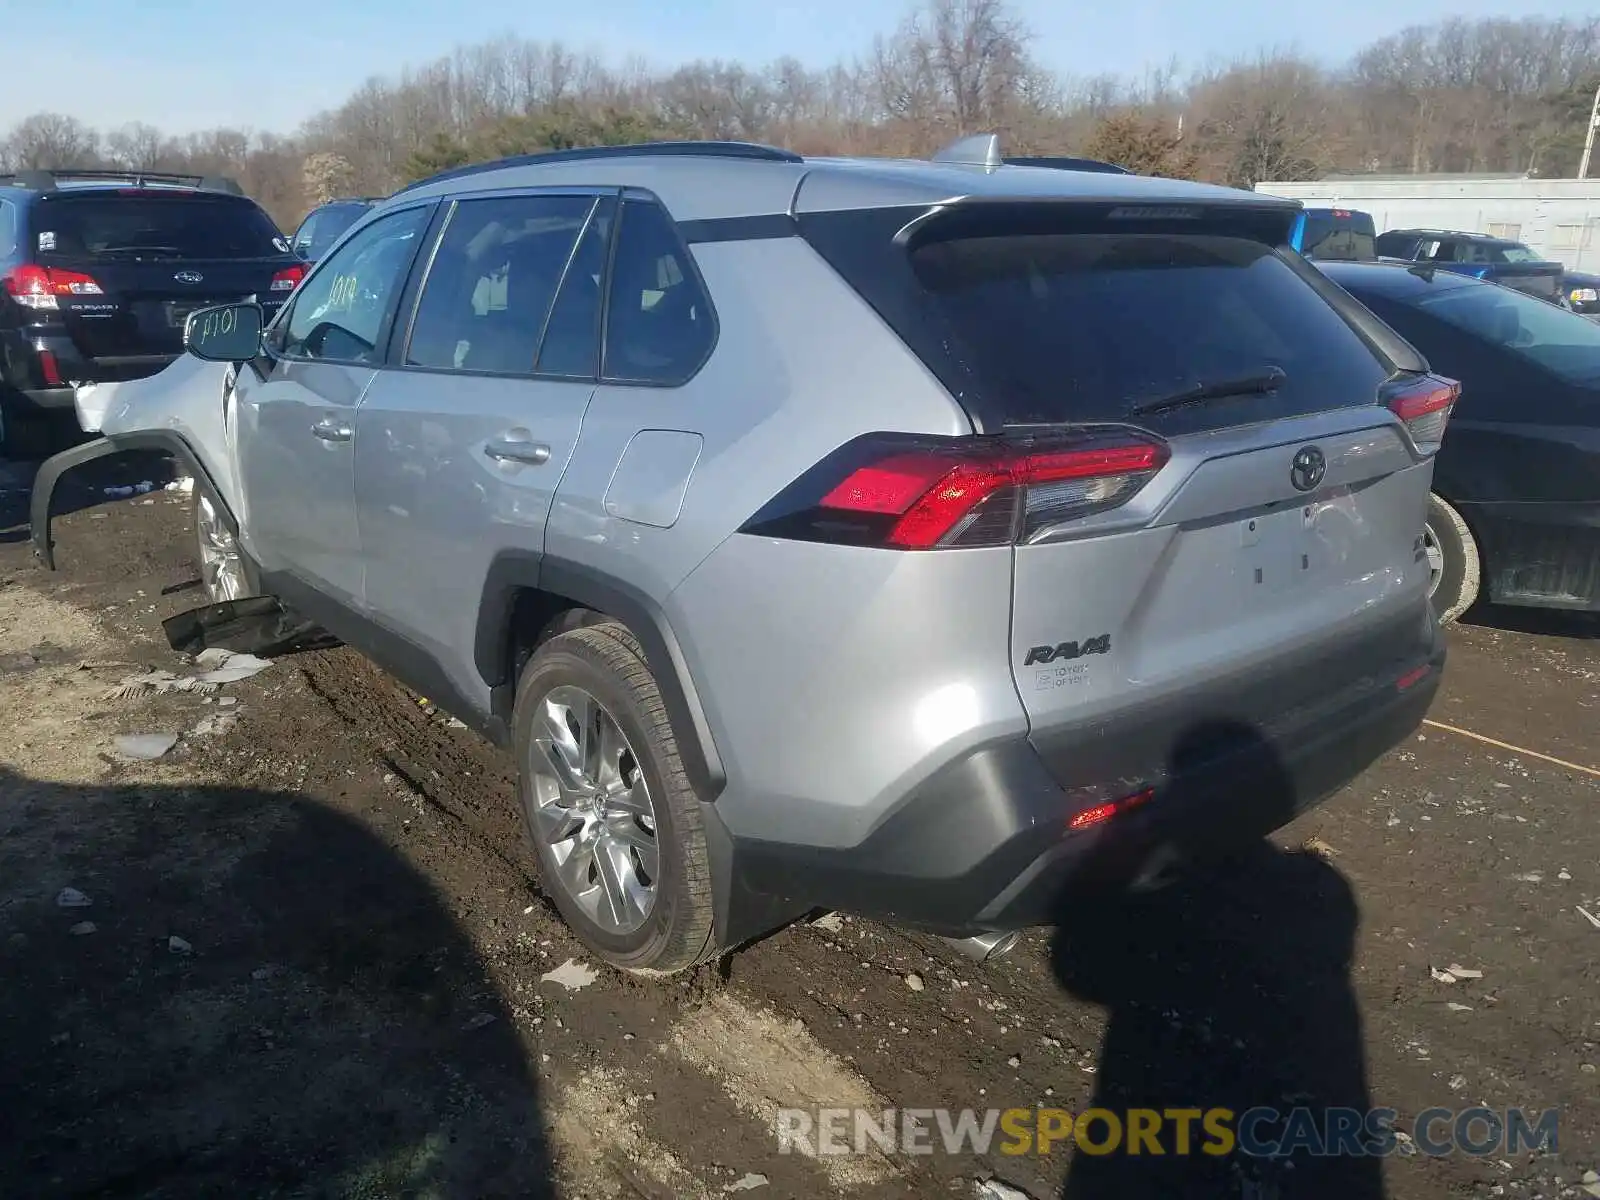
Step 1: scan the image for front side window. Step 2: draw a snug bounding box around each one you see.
[281,206,430,363]
[405,193,594,376]
[602,200,716,385]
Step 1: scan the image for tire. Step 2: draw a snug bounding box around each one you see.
[512,622,717,974]
[1425,492,1480,625]
[193,490,259,603]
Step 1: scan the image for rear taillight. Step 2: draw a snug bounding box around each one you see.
[269,264,307,292]
[3,264,104,310]
[741,431,1170,550]
[1385,374,1459,456]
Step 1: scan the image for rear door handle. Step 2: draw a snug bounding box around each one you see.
[484,434,551,466]
[311,418,352,442]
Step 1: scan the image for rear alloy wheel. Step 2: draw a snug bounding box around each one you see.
[1424,492,1480,625]
[513,622,717,974]
[194,492,255,603]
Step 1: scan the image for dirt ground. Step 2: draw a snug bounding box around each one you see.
[1,449,1596,1200]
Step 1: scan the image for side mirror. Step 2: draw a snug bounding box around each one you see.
[184,302,265,362]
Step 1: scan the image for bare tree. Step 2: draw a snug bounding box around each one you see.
[2,112,100,171]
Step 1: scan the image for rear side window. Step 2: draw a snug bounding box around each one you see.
[885,223,1386,433]
[601,199,716,386]
[0,199,16,258]
[34,194,284,260]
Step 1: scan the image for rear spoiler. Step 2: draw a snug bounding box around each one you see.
[0,168,244,195]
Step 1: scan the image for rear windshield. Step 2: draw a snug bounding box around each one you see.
[1301,212,1375,261]
[1495,244,1541,264]
[900,228,1389,432]
[34,193,284,260]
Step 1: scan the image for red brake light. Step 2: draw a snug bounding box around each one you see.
[745,432,1170,550]
[1385,374,1459,455]
[270,264,307,292]
[1068,786,1154,832]
[4,264,104,309]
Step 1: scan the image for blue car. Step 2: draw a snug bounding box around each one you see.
[1288,207,1377,261]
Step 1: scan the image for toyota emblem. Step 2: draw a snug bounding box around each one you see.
[173,270,204,285]
[1290,445,1326,492]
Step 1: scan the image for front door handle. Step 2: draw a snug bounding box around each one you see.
[484,434,551,466]
[311,418,352,443]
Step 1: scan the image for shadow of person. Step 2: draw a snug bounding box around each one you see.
[0,765,554,1199]
[1051,721,1383,1200]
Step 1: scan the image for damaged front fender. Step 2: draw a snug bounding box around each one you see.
[31,430,238,570]
[30,354,239,571]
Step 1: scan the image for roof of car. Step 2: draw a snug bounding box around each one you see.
[1317,259,1483,296]
[385,136,1296,224]
[1381,228,1522,245]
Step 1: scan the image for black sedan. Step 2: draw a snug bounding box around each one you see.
[1319,260,1600,623]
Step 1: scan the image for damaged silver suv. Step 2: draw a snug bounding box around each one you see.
[32,136,1451,973]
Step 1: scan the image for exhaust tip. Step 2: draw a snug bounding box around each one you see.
[939,930,1023,963]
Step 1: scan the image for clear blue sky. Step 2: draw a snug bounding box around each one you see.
[1,0,1592,136]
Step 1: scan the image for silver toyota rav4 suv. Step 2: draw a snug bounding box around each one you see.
[32,136,1451,973]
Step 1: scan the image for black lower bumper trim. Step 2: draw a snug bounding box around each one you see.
[724,639,1442,940]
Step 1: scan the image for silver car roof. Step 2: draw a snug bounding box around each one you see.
[384,134,1299,224]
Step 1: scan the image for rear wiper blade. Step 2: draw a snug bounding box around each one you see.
[1129,366,1288,416]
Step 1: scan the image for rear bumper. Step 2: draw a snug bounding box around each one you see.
[721,610,1442,941]
[1466,499,1600,611]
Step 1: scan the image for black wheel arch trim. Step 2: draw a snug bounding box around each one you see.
[30,430,234,571]
[475,551,727,800]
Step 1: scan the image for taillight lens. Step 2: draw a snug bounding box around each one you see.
[270,264,307,292]
[742,431,1170,550]
[3,264,104,310]
[1385,374,1459,455]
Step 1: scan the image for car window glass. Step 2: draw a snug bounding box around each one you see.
[33,195,282,259]
[309,204,369,260]
[405,193,594,376]
[282,206,429,364]
[1407,281,1600,387]
[290,211,319,257]
[1498,244,1539,263]
[0,200,16,258]
[535,198,613,378]
[602,200,715,385]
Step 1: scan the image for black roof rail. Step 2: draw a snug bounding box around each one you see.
[396,140,804,194]
[0,168,245,195]
[1003,155,1132,175]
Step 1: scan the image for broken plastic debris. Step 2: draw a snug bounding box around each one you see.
[1446,963,1483,979]
[1430,966,1458,984]
[809,911,845,933]
[55,887,92,908]
[164,477,195,494]
[726,1174,769,1192]
[974,1180,1034,1200]
[104,670,219,701]
[539,958,599,991]
[68,921,97,936]
[114,733,179,760]
[168,935,193,954]
[1578,906,1600,930]
[193,648,273,684]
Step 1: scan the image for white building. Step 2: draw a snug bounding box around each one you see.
[1252,174,1600,272]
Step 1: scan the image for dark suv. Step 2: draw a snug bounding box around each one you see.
[0,169,306,455]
